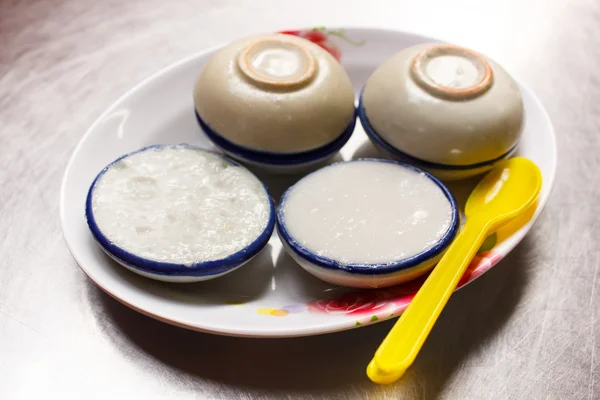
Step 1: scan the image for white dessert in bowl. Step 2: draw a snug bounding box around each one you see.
[85,145,275,282]
[276,159,459,288]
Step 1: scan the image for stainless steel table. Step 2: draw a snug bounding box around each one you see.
[1,0,597,398]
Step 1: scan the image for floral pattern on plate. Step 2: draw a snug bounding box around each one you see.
[258,246,503,325]
[278,27,365,61]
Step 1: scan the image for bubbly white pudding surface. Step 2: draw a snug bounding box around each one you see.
[282,161,453,265]
[91,147,270,265]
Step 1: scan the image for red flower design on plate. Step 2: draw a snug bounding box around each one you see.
[278,27,363,62]
[458,250,504,285]
[304,226,504,322]
[308,285,419,317]
[307,250,504,319]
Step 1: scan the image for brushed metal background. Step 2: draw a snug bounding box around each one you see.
[1,0,597,398]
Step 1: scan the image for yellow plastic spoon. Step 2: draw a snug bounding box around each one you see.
[367,157,542,384]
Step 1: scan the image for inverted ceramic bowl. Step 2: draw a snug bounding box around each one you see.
[359,43,523,180]
[276,159,460,288]
[194,34,356,173]
[85,144,275,283]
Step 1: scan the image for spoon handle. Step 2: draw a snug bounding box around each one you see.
[367,220,489,384]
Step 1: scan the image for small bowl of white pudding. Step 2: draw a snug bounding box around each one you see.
[276,159,459,288]
[85,144,275,282]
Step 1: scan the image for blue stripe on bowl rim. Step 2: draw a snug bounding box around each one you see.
[276,158,460,276]
[195,108,357,166]
[357,92,518,171]
[85,144,275,278]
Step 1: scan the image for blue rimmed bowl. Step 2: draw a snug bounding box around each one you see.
[359,43,523,181]
[358,95,518,181]
[276,159,460,289]
[85,144,275,283]
[193,34,356,173]
[195,109,356,173]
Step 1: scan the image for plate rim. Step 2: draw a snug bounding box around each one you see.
[59,26,557,338]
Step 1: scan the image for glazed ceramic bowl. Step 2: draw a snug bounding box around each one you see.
[194,34,356,173]
[359,43,524,180]
[85,144,275,283]
[276,159,459,288]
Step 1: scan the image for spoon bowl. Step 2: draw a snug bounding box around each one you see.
[465,157,543,230]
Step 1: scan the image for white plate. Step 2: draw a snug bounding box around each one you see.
[60,27,556,338]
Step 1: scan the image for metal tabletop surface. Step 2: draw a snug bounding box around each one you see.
[1,0,598,398]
